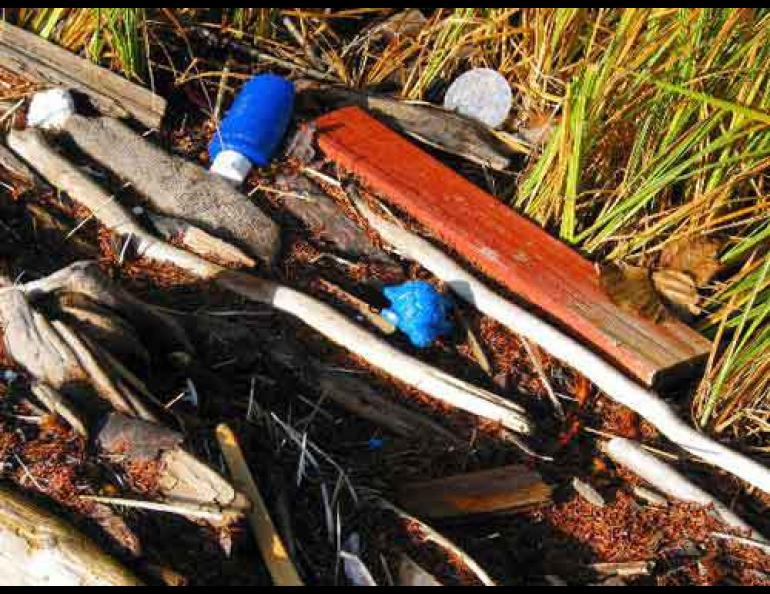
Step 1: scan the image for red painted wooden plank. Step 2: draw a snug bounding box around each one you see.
[315,106,711,387]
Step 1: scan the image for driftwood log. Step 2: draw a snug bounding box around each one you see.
[57,113,280,264]
[0,485,141,586]
[0,22,165,129]
[352,198,770,496]
[7,126,532,435]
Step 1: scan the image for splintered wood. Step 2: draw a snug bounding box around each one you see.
[315,106,711,388]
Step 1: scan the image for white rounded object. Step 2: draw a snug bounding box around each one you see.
[27,88,76,130]
[209,149,252,185]
[443,68,512,128]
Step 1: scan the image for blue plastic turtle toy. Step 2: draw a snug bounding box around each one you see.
[381,281,454,348]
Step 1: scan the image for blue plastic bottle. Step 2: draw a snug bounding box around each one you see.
[209,74,294,183]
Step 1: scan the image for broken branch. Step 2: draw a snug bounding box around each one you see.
[216,424,304,586]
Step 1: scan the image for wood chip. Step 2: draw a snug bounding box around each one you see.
[571,477,606,508]
[398,465,551,519]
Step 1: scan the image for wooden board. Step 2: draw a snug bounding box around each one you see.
[316,106,711,388]
[0,22,165,128]
[397,465,551,519]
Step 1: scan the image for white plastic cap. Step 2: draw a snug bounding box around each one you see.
[210,149,252,185]
[27,88,76,130]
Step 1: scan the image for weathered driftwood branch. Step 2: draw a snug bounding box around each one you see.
[377,499,497,586]
[148,212,256,268]
[354,199,770,495]
[217,424,304,586]
[0,486,141,586]
[7,127,532,434]
[59,114,280,264]
[0,141,39,187]
[603,437,763,540]
[0,22,165,129]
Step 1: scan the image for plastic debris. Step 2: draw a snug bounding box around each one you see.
[381,281,453,348]
[209,74,295,184]
[443,68,512,129]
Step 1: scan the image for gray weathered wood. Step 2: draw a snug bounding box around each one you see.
[300,86,514,170]
[0,22,165,128]
[275,173,394,264]
[61,114,281,264]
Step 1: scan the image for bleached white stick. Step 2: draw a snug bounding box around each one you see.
[356,199,770,495]
[6,127,531,435]
[604,437,763,540]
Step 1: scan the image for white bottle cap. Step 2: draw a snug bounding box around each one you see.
[210,149,253,185]
[27,88,76,130]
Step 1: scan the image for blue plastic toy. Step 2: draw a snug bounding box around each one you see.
[381,281,454,348]
[209,74,295,167]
